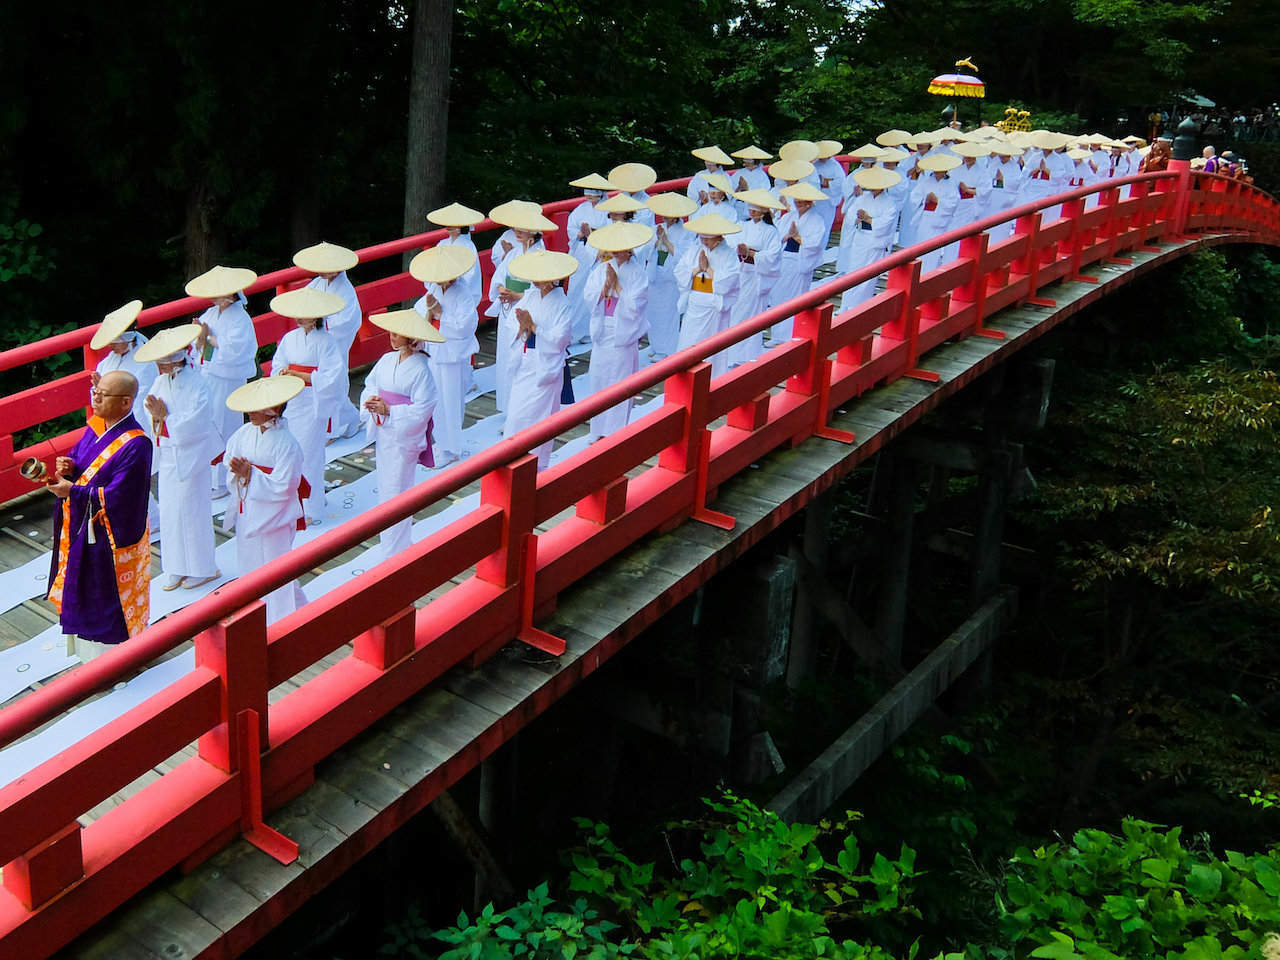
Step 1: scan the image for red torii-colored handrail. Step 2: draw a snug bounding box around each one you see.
[0,164,1275,958]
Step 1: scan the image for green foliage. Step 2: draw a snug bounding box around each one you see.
[998,819,1280,959]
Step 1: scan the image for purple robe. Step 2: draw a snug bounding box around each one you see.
[48,414,153,644]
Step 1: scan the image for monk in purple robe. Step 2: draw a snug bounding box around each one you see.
[46,370,153,661]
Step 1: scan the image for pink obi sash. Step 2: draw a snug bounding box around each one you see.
[378,390,435,468]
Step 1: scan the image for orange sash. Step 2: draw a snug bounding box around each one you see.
[48,429,149,638]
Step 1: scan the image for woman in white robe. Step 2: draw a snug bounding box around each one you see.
[186,265,259,496]
[267,288,347,523]
[728,146,774,214]
[726,189,783,366]
[645,193,698,360]
[813,140,847,246]
[911,154,963,274]
[686,146,733,204]
[503,251,578,471]
[565,176,613,342]
[675,213,741,378]
[896,135,939,250]
[360,309,442,557]
[295,242,363,441]
[693,174,740,224]
[768,183,826,341]
[223,378,307,622]
[409,244,479,467]
[486,200,556,415]
[583,222,652,442]
[607,163,658,228]
[428,203,486,397]
[137,326,221,591]
[838,167,903,313]
[988,147,1028,242]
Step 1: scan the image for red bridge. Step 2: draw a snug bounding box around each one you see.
[0,159,1274,958]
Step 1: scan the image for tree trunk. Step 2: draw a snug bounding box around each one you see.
[402,0,453,266]
[183,174,220,280]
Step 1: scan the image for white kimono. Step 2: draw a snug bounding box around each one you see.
[953,158,992,226]
[307,272,362,438]
[269,326,345,518]
[197,300,259,466]
[488,236,545,413]
[694,198,741,223]
[647,220,696,359]
[686,167,726,204]
[838,190,898,313]
[911,174,961,274]
[586,257,649,441]
[505,286,574,470]
[566,199,609,341]
[96,332,156,439]
[675,240,740,378]
[813,157,847,244]
[424,282,477,461]
[727,218,781,366]
[1023,150,1073,223]
[224,418,306,623]
[768,207,824,340]
[729,164,773,216]
[360,350,436,557]
[437,233,482,308]
[988,158,1027,241]
[625,192,656,228]
[149,364,220,581]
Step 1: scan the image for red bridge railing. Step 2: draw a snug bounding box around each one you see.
[0,163,1276,956]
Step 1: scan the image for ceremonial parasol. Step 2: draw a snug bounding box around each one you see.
[928,57,985,125]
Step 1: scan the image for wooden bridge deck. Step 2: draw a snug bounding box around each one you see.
[55,235,1210,958]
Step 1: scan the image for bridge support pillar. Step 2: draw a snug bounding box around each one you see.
[787,488,833,689]
[875,454,918,669]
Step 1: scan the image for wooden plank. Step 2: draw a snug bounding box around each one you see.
[66,890,222,960]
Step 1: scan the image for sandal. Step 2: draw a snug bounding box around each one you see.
[183,571,221,590]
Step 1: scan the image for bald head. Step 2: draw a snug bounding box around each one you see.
[99,370,138,400]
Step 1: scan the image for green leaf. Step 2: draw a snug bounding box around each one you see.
[1141,858,1172,883]
[1186,863,1223,899]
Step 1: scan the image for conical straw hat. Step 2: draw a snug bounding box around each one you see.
[779,181,827,202]
[646,193,698,219]
[90,299,144,350]
[917,154,962,172]
[409,245,478,284]
[950,141,995,158]
[135,323,202,363]
[270,287,346,319]
[489,200,557,232]
[226,376,305,413]
[848,143,889,161]
[683,213,743,236]
[778,139,819,162]
[508,250,580,283]
[369,308,446,343]
[293,241,358,274]
[569,173,616,191]
[852,167,902,191]
[876,129,914,147]
[185,265,257,299]
[767,158,816,182]
[607,163,658,192]
[428,202,485,227]
[598,192,645,214]
[734,189,785,210]
[692,145,733,165]
[815,139,844,159]
[704,173,733,194]
[587,222,655,252]
[731,144,773,161]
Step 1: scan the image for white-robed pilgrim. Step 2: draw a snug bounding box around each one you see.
[486,201,554,414]
[359,309,441,558]
[138,325,221,589]
[645,193,699,360]
[838,168,902,313]
[768,182,825,341]
[91,302,157,440]
[186,266,259,491]
[267,288,347,520]
[910,155,963,274]
[583,223,652,442]
[675,214,741,377]
[988,152,1027,242]
[223,377,307,623]
[503,251,577,471]
[410,244,479,466]
[296,243,363,439]
[726,190,783,367]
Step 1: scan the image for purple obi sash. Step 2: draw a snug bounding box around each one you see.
[379,390,435,468]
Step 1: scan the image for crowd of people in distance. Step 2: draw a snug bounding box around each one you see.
[48,122,1207,659]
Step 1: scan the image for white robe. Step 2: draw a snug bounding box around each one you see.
[952,158,992,227]
[838,190,898,312]
[675,239,740,377]
[693,198,740,223]
[988,159,1027,241]
[269,326,345,518]
[424,282,477,461]
[813,157,846,243]
[149,364,219,580]
[727,218,781,366]
[197,300,258,450]
[95,332,156,439]
[586,257,649,440]
[360,350,436,557]
[768,207,824,340]
[307,272,362,437]
[437,233,482,308]
[566,199,609,340]
[505,286,573,470]
[729,164,773,216]
[488,236,545,413]
[647,220,695,358]
[911,174,961,274]
[686,167,726,204]
[224,419,306,622]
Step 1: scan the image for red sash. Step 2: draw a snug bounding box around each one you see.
[247,463,312,531]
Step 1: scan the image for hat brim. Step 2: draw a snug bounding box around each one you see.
[90,299,144,350]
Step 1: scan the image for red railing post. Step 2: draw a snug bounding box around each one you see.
[954,232,1003,341]
[1010,212,1056,307]
[353,605,417,670]
[657,362,733,529]
[786,303,854,444]
[195,601,269,773]
[881,260,938,382]
[475,454,538,588]
[2,822,83,910]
